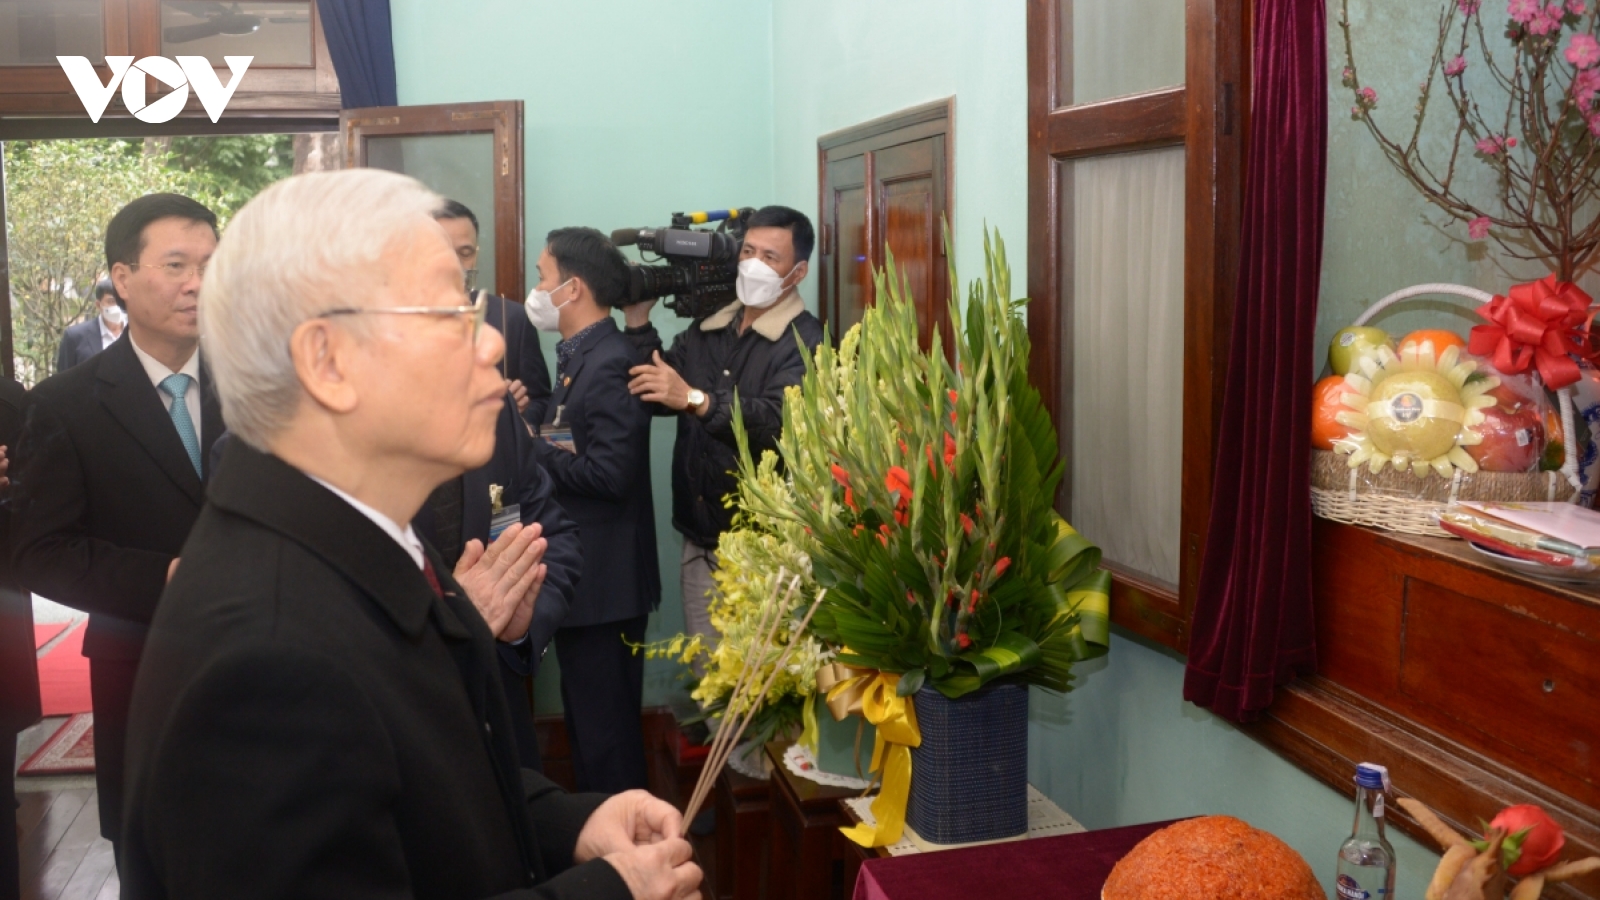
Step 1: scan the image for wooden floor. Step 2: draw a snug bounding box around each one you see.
[15,789,118,900]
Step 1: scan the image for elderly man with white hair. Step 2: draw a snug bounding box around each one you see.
[118,169,702,900]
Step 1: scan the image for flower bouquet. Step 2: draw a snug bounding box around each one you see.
[730,228,1111,848]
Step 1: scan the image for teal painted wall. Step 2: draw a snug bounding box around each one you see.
[389,2,1445,893]
[390,0,775,712]
[768,0,1030,305]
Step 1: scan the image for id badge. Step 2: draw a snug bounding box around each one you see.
[489,504,522,541]
[541,428,576,454]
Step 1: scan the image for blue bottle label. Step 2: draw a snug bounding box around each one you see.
[1336,874,1371,899]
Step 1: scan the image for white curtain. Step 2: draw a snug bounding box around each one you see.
[1070,0,1186,106]
[1069,146,1186,587]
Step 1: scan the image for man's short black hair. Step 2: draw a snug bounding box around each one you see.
[104,193,218,272]
[92,278,116,301]
[546,226,629,308]
[747,205,815,263]
[437,199,479,235]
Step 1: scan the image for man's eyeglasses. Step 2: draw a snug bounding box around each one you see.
[317,291,488,344]
[129,261,208,282]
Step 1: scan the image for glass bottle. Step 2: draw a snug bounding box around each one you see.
[1335,762,1397,899]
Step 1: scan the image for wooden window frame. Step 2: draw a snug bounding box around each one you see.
[815,98,955,350]
[0,0,341,128]
[1026,0,1247,653]
[342,100,526,304]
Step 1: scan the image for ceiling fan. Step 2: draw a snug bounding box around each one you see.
[162,2,310,44]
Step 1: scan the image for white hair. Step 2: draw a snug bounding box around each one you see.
[200,169,444,449]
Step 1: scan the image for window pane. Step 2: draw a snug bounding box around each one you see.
[1058,0,1185,106]
[1062,146,1185,586]
[367,134,497,298]
[161,1,313,66]
[0,0,102,66]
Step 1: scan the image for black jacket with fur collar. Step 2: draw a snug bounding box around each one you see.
[626,293,824,548]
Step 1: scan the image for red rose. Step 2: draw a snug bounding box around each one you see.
[1488,805,1565,875]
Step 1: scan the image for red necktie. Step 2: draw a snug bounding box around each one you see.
[422,557,445,599]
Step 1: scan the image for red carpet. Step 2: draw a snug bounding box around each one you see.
[36,620,92,716]
[34,622,68,648]
[18,713,95,776]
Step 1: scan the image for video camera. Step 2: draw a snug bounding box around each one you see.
[610,207,755,319]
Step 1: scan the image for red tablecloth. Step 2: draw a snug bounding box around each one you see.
[854,819,1180,900]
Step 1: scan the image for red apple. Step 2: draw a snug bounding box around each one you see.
[1467,403,1544,472]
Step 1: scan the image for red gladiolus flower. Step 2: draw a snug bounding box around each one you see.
[853,524,866,538]
[898,438,908,455]
[878,532,889,548]
[968,588,981,612]
[994,557,1011,578]
[1488,805,1565,875]
[948,389,958,404]
[956,633,972,650]
[906,591,917,606]
[961,513,975,537]
[893,509,909,527]
[885,466,913,500]
[943,432,957,470]
[844,488,858,512]
[926,444,937,478]
[945,588,957,607]
[831,464,851,488]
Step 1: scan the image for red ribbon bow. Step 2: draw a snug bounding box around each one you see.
[1468,275,1596,390]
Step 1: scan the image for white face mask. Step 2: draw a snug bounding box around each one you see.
[101,304,126,326]
[736,257,800,309]
[524,278,575,332]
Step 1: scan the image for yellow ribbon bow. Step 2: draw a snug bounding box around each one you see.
[834,670,921,848]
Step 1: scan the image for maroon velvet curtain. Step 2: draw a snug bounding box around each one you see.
[1182,0,1327,723]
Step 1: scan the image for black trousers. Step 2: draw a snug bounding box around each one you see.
[88,656,138,844]
[554,615,649,793]
[2,732,18,900]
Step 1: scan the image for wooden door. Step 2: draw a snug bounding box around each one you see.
[341,101,524,301]
[818,99,951,351]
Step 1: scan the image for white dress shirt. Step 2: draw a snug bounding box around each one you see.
[308,476,426,571]
[128,336,203,444]
[99,317,120,350]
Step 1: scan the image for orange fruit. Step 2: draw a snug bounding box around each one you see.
[1311,375,1354,451]
[1399,328,1466,355]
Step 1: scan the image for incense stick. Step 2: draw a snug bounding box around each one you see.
[681,586,826,833]
[682,573,796,824]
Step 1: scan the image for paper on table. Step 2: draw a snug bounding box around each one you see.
[1458,501,1600,551]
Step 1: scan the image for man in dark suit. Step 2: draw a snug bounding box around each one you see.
[120,169,698,900]
[528,227,659,794]
[0,379,38,900]
[437,200,554,424]
[11,194,222,859]
[55,278,124,373]
[414,392,583,770]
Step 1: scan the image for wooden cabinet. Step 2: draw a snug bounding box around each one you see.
[1250,521,1600,898]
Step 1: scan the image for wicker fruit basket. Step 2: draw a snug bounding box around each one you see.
[1310,283,1583,538]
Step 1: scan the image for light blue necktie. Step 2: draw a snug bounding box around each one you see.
[160,374,202,477]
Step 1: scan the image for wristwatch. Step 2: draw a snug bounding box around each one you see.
[686,389,707,411]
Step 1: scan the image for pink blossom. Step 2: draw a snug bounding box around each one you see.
[1510,0,1544,21]
[1358,86,1378,106]
[1589,112,1600,136]
[1571,0,1588,12]
[1574,67,1600,106]
[1469,217,1492,240]
[1525,3,1566,35]
[1445,55,1469,76]
[1567,33,1600,68]
[1476,134,1512,154]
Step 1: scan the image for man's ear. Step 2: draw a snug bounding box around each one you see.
[110,263,135,307]
[288,319,359,414]
[789,259,810,286]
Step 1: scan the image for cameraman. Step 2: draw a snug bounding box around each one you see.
[624,205,823,658]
